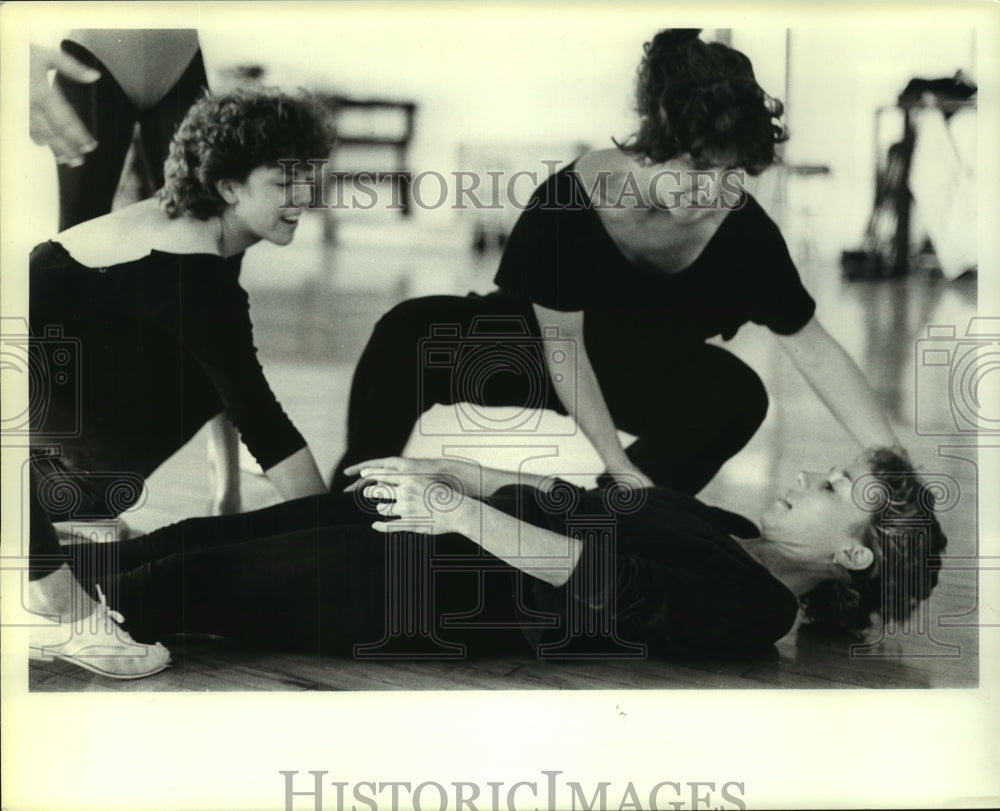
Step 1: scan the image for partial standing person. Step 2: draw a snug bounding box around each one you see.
[330,29,900,494]
[28,89,335,678]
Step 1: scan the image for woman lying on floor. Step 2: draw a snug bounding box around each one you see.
[45,446,946,668]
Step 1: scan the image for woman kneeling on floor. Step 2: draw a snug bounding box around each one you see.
[28,88,334,678]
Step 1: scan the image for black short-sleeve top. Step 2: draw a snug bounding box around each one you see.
[29,241,306,471]
[493,162,816,370]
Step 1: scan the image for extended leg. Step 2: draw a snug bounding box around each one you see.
[68,494,526,657]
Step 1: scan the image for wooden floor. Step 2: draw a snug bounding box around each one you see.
[27,204,981,692]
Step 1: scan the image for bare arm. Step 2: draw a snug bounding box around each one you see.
[533,304,654,487]
[263,446,328,500]
[452,499,582,586]
[343,456,554,498]
[363,473,582,586]
[206,415,242,515]
[775,316,899,448]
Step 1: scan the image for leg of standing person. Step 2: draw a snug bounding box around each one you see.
[136,48,209,188]
[330,293,565,491]
[53,41,138,231]
[606,344,769,494]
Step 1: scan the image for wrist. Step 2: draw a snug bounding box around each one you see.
[444,458,478,494]
[449,497,481,538]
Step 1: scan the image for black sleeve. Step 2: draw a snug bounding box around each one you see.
[740,201,816,335]
[167,261,306,470]
[492,171,591,312]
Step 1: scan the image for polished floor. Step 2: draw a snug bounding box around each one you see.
[28,184,982,691]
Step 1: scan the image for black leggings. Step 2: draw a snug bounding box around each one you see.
[64,492,531,658]
[331,293,768,494]
[55,40,208,230]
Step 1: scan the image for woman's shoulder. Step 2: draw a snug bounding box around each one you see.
[53,200,222,268]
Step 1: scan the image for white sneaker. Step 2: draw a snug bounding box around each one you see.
[29,585,171,680]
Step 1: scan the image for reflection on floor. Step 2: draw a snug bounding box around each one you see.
[30,207,981,691]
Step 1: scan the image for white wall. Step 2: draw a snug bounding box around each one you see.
[204,14,976,248]
[22,11,978,251]
[733,26,977,253]
[199,11,731,227]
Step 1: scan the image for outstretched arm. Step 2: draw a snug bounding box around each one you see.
[343,456,555,499]
[775,316,899,448]
[361,472,582,586]
[533,304,655,488]
[453,499,582,586]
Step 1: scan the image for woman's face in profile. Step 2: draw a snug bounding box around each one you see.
[225,164,313,246]
[758,458,872,562]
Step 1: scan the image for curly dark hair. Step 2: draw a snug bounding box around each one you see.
[158,88,335,220]
[616,28,788,174]
[799,447,949,637]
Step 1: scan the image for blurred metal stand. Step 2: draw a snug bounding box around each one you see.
[842,74,976,280]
